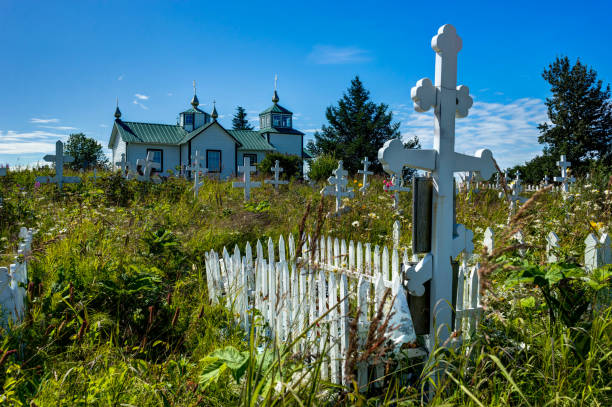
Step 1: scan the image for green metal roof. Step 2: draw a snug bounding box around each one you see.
[259,126,304,136]
[181,107,208,115]
[115,121,187,144]
[259,103,293,115]
[230,130,276,151]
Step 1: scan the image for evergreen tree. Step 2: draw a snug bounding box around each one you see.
[537,57,612,175]
[306,76,415,174]
[65,133,108,170]
[232,106,254,130]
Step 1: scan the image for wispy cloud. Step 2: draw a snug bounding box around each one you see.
[302,128,320,134]
[134,93,149,100]
[99,124,108,128]
[167,92,173,97]
[394,97,549,170]
[30,118,59,124]
[0,130,68,155]
[39,125,78,131]
[308,45,371,64]
[133,100,149,110]
[117,74,124,81]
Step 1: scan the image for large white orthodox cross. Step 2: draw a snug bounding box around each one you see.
[264,160,289,190]
[554,155,575,193]
[378,25,496,347]
[384,174,410,210]
[321,160,354,213]
[357,157,373,195]
[136,152,161,182]
[187,151,207,197]
[35,140,82,190]
[233,157,261,201]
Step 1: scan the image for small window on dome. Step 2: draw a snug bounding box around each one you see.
[185,114,194,125]
[272,115,281,127]
[282,116,291,128]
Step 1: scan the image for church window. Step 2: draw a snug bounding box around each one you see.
[185,114,194,125]
[273,115,281,127]
[282,116,291,128]
[243,153,257,166]
[146,149,163,172]
[207,150,222,173]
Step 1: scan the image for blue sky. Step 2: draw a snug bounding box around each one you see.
[1,0,610,170]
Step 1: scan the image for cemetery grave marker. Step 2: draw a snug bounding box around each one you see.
[264,160,289,190]
[321,160,354,214]
[187,151,207,197]
[378,24,496,347]
[384,174,411,210]
[554,155,575,194]
[233,156,261,201]
[35,140,81,190]
[136,152,162,182]
[357,157,373,195]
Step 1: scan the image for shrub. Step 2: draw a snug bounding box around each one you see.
[258,153,302,180]
[307,154,338,182]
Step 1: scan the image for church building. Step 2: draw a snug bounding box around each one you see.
[108,85,308,178]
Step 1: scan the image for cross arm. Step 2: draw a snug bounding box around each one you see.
[404,253,432,296]
[453,149,496,180]
[378,138,437,175]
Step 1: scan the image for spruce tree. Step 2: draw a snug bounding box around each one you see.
[537,57,612,174]
[306,76,414,174]
[232,106,253,130]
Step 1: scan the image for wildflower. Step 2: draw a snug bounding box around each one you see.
[590,221,605,232]
[353,179,358,184]
[34,181,41,189]
[358,183,363,187]
[368,212,379,219]
[351,221,360,227]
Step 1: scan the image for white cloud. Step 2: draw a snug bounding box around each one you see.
[394,97,549,170]
[167,92,173,97]
[302,128,320,134]
[133,100,149,110]
[118,74,124,81]
[39,125,78,131]
[134,93,149,100]
[308,45,371,64]
[99,124,108,128]
[30,118,59,124]
[0,130,68,155]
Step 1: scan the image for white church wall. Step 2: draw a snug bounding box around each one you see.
[111,129,127,170]
[127,144,181,176]
[180,144,189,168]
[189,123,237,178]
[268,133,302,158]
[238,151,267,168]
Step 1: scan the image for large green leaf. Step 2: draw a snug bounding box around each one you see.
[199,346,250,387]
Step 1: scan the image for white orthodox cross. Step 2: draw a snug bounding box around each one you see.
[554,155,575,193]
[35,140,81,190]
[321,160,354,213]
[136,152,161,182]
[232,157,261,201]
[357,157,373,195]
[116,153,129,177]
[378,25,496,347]
[264,160,289,190]
[89,168,98,183]
[187,151,207,197]
[384,174,410,210]
[542,174,550,186]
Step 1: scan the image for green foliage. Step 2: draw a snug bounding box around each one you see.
[244,200,270,213]
[307,154,338,182]
[231,105,254,130]
[258,152,302,179]
[306,76,411,174]
[65,133,108,170]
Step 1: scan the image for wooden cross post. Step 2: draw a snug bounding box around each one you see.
[35,140,81,190]
[554,155,575,194]
[320,160,354,214]
[378,25,496,348]
[264,160,289,190]
[384,174,410,210]
[233,157,261,201]
[136,152,161,182]
[115,153,130,178]
[187,151,207,197]
[357,157,373,195]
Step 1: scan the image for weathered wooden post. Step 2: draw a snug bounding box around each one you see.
[35,140,82,190]
[378,24,496,348]
[232,157,261,201]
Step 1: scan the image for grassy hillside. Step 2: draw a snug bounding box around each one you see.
[0,169,610,406]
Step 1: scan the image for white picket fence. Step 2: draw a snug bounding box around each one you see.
[204,233,482,389]
[0,227,33,325]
